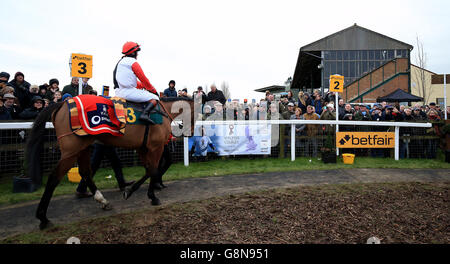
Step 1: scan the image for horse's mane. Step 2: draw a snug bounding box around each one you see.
[160,97,194,102]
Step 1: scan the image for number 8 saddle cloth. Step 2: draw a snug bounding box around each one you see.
[66,94,163,137]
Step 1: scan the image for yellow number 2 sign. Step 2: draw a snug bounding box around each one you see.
[71,53,93,78]
[329,75,344,93]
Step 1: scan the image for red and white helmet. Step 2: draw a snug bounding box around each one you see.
[122,41,141,55]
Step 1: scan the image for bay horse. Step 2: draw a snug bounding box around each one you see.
[26,96,195,230]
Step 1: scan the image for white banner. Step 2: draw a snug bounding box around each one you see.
[189,123,271,156]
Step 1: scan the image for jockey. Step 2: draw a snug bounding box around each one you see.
[114,41,159,124]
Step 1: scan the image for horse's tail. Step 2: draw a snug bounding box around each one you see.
[26,101,65,185]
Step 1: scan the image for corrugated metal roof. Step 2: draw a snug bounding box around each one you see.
[254,85,286,92]
[301,24,413,51]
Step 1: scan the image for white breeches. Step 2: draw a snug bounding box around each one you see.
[115,87,159,103]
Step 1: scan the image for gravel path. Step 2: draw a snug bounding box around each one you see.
[0,168,448,239]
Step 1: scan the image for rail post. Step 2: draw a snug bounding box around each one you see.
[184,136,189,166]
[291,123,295,161]
[395,126,400,161]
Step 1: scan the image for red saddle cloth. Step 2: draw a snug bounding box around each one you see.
[68,94,126,136]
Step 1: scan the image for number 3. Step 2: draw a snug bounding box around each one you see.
[127,108,136,123]
[78,62,87,74]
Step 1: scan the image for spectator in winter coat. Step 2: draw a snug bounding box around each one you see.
[282,102,295,120]
[303,105,320,157]
[287,90,296,105]
[192,86,207,105]
[206,84,226,105]
[311,94,323,115]
[62,77,92,96]
[9,72,31,110]
[29,85,40,97]
[297,91,308,114]
[163,80,177,97]
[0,72,10,84]
[2,93,21,119]
[19,96,44,120]
[0,95,12,120]
[290,107,305,134]
[339,103,354,120]
[45,78,60,100]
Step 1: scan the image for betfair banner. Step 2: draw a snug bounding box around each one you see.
[336,132,395,148]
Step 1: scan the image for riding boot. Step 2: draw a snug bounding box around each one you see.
[139,99,157,124]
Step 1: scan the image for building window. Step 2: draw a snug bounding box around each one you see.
[343,51,349,60]
[387,50,394,59]
[437,98,444,106]
[329,51,336,60]
[361,50,367,60]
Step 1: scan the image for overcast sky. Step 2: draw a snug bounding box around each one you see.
[1,0,448,100]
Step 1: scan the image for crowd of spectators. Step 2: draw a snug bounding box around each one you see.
[179,86,448,159]
[1,71,448,128]
[0,71,94,120]
[1,72,448,161]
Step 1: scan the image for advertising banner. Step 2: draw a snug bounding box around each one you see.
[336,132,395,148]
[189,124,272,156]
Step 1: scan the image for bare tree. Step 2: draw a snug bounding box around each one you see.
[221,81,231,100]
[413,36,433,104]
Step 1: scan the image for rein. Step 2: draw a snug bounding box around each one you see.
[158,101,175,122]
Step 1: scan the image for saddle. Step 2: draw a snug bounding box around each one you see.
[67,95,165,137]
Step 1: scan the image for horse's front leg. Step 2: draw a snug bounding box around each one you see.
[147,167,161,205]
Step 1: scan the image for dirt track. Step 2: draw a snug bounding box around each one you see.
[0,168,449,240]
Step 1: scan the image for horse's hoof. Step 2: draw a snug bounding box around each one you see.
[151,198,161,206]
[161,183,167,189]
[39,220,53,230]
[102,203,112,211]
[123,190,130,200]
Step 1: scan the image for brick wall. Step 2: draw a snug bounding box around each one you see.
[344,58,410,103]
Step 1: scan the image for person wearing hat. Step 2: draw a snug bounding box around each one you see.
[209,101,226,120]
[2,93,21,119]
[163,80,178,98]
[45,79,60,101]
[282,102,295,120]
[62,93,73,101]
[371,104,385,122]
[0,72,10,84]
[19,95,44,120]
[0,95,12,120]
[428,102,444,119]
[9,72,31,110]
[355,104,371,121]
[179,88,190,98]
[113,41,160,123]
[29,85,40,97]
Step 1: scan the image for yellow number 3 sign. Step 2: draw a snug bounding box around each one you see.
[329,75,344,93]
[71,53,93,78]
[127,108,137,123]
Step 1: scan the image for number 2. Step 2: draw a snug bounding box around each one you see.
[334,81,340,90]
